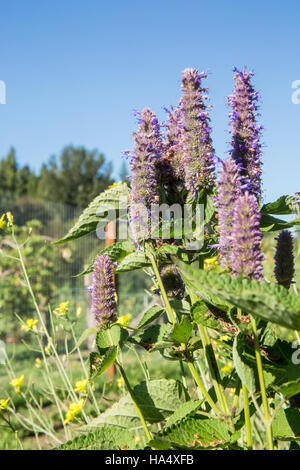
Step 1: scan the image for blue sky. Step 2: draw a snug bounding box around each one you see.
[0,0,299,202]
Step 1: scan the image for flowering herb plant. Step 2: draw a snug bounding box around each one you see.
[53,67,300,450]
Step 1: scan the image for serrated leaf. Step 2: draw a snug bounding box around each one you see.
[78,241,135,276]
[233,333,256,393]
[261,195,297,215]
[166,400,203,427]
[272,408,300,441]
[260,214,300,232]
[55,425,137,450]
[55,184,130,244]
[96,324,128,354]
[137,305,165,329]
[130,324,172,351]
[86,379,188,429]
[90,346,117,378]
[115,252,151,273]
[171,317,193,345]
[175,260,300,331]
[157,415,231,449]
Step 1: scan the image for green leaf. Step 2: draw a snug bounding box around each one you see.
[129,324,172,351]
[166,400,203,427]
[175,260,300,331]
[157,415,231,449]
[272,408,300,441]
[85,379,188,429]
[54,425,137,450]
[115,252,151,273]
[192,300,222,331]
[261,195,297,215]
[233,333,256,393]
[171,317,193,345]
[90,346,117,378]
[260,214,300,232]
[78,241,135,276]
[54,184,130,244]
[137,305,165,329]
[96,324,128,354]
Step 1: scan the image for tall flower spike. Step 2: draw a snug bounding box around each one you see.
[231,192,264,280]
[217,158,242,269]
[274,230,295,289]
[180,68,215,196]
[229,67,262,198]
[92,254,117,327]
[129,107,162,241]
[164,106,184,181]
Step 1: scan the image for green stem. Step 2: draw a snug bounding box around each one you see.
[187,362,221,415]
[148,251,176,325]
[242,384,252,449]
[251,316,273,450]
[116,362,152,441]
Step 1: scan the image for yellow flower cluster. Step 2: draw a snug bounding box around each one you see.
[221,361,233,374]
[53,301,69,318]
[45,336,53,355]
[109,181,127,189]
[116,314,131,326]
[64,399,84,424]
[21,318,39,332]
[0,398,10,411]
[0,212,14,230]
[74,379,88,393]
[10,375,24,394]
[204,257,218,270]
[117,377,124,389]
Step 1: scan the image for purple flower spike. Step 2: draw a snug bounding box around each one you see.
[231,192,264,280]
[165,106,184,181]
[92,254,117,327]
[180,68,215,196]
[217,158,242,269]
[229,67,262,198]
[274,230,295,289]
[129,107,162,241]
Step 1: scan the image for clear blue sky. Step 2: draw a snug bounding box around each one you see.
[0,0,299,202]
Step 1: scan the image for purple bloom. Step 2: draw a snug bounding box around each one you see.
[92,254,117,327]
[164,106,184,181]
[129,107,162,241]
[229,67,262,198]
[274,230,295,289]
[217,158,242,269]
[180,68,215,196]
[231,192,264,280]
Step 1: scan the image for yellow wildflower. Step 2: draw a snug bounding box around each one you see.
[21,318,39,332]
[221,361,233,374]
[117,314,131,327]
[53,301,69,318]
[135,436,140,444]
[64,399,84,424]
[204,257,218,270]
[109,181,127,189]
[10,374,24,394]
[74,379,88,393]
[0,398,10,411]
[6,212,14,226]
[219,335,229,342]
[35,358,42,369]
[45,336,53,355]
[117,377,124,389]
[0,214,7,230]
[230,388,236,395]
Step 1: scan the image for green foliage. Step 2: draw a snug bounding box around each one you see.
[55,426,137,450]
[176,260,300,331]
[136,305,166,329]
